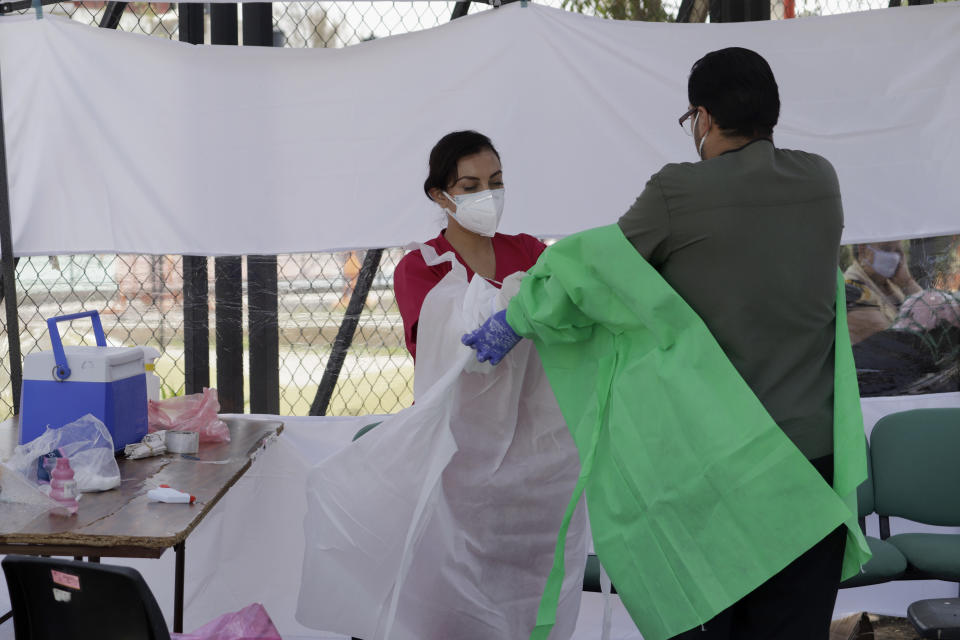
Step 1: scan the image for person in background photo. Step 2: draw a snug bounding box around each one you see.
[845,241,922,344]
[854,289,960,396]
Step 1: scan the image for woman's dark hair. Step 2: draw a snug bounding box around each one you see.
[423,130,500,200]
[687,47,780,140]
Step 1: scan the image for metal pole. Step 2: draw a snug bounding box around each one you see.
[744,0,770,22]
[0,257,19,304]
[178,2,205,44]
[214,255,243,413]
[242,3,280,415]
[179,3,209,395]
[173,541,185,633]
[0,61,24,415]
[708,0,768,23]
[182,256,209,394]
[451,1,471,19]
[247,255,278,413]
[98,1,128,29]
[242,2,273,45]
[309,249,383,416]
[210,4,245,413]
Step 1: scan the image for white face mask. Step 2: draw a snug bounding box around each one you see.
[442,189,505,237]
[694,112,708,159]
[869,246,901,279]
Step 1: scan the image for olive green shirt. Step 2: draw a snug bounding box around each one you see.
[618,139,843,459]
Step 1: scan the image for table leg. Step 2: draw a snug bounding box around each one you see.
[174,541,185,633]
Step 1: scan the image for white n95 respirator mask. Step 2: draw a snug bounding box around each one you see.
[869,246,901,279]
[442,189,505,237]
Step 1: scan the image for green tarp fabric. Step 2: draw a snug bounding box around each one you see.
[505,224,871,640]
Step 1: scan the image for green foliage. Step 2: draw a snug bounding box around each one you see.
[160,383,184,400]
[563,0,674,22]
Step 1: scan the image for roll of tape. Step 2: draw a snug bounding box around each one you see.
[166,430,199,454]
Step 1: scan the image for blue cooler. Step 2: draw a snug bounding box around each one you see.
[19,311,149,451]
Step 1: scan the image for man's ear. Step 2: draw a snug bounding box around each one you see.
[698,107,712,136]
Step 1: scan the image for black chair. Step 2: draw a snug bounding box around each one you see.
[2,555,170,640]
[582,553,617,594]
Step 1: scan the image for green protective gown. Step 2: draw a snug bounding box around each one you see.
[505,225,871,640]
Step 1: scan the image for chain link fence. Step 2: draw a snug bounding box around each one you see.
[1,0,922,419]
[0,250,415,417]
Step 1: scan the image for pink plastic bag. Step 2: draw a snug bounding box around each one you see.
[171,603,281,640]
[148,387,230,444]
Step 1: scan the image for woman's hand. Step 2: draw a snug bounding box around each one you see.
[462,310,521,365]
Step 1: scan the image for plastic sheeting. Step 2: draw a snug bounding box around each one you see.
[1,3,959,257]
[296,247,586,639]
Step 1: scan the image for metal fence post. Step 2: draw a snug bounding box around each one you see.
[179,4,209,396]
[709,0,770,21]
[98,1,127,29]
[243,2,280,415]
[211,3,246,414]
[0,62,23,414]
[309,249,383,416]
[451,1,471,19]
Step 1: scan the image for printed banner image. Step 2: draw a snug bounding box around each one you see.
[843,234,960,397]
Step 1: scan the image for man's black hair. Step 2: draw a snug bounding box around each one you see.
[688,47,780,140]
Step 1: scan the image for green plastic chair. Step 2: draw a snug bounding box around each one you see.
[840,439,907,588]
[871,408,960,637]
[870,408,960,585]
[352,421,382,441]
[349,421,383,640]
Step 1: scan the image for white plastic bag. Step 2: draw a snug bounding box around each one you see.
[5,413,121,493]
[296,245,586,640]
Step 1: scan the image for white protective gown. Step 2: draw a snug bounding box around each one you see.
[296,244,586,640]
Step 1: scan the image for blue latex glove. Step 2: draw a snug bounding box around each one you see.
[461,309,521,365]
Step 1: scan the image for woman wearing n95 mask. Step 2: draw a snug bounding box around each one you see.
[394,130,546,360]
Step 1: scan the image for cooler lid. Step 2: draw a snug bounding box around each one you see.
[23,345,146,382]
[62,345,145,366]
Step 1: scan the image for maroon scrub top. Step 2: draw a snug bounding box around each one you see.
[394,231,546,360]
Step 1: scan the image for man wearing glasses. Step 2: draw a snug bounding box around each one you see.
[465,46,849,639]
[618,47,846,639]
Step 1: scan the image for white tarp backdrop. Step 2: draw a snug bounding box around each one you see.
[1,2,959,257]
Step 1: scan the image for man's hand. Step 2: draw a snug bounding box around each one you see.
[461,310,521,365]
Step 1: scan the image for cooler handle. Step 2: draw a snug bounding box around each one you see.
[47,311,107,381]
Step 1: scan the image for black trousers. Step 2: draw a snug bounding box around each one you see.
[669,455,846,640]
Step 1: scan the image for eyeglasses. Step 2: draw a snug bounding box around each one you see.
[679,107,698,136]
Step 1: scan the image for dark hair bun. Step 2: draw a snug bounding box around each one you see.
[424,131,500,200]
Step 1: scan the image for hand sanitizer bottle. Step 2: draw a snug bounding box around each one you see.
[49,457,79,516]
